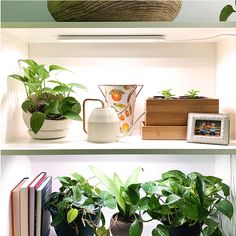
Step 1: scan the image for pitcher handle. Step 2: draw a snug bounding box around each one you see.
[98,85,108,103]
[135,85,143,98]
[83,98,105,134]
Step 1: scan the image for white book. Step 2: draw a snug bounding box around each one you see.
[36,177,52,236]
[29,172,46,236]
[20,177,34,236]
[11,178,29,236]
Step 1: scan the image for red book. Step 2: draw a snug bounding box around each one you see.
[11,178,29,236]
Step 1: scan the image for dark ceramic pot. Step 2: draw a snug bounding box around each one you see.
[49,207,100,236]
[110,213,143,236]
[168,222,201,236]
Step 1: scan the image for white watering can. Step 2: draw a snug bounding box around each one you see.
[83,98,145,143]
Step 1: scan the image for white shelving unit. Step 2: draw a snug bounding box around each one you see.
[1,24,236,236]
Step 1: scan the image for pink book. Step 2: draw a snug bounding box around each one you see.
[11,178,29,236]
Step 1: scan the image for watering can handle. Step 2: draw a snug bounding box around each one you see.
[82,98,105,134]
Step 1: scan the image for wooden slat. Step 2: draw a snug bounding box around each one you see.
[145,98,219,126]
[141,122,187,140]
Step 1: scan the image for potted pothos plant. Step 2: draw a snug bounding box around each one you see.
[46,172,115,236]
[90,166,144,236]
[142,170,234,236]
[8,59,86,139]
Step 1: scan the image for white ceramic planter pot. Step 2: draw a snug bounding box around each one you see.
[22,111,72,139]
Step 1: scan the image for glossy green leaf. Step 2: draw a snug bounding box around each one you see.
[129,219,141,236]
[67,208,78,224]
[45,101,60,114]
[21,100,32,112]
[71,172,85,182]
[53,85,74,93]
[152,225,169,236]
[125,167,143,187]
[8,74,28,82]
[68,83,88,91]
[203,218,219,236]
[89,166,126,213]
[215,199,234,219]
[96,226,110,236]
[37,66,49,80]
[63,111,82,120]
[18,59,38,67]
[165,194,181,205]
[220,5,236,21]
[30,112,46,134]
[72,185,82,200]
[72,103,81,114]
[138,197,149,211]
[49,64,69,72]
[141,182,157,194]
[100,191,116,209]
[123,187,140,205]
[162,170,186,181]
[221,183,230,196]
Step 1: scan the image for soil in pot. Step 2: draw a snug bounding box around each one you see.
[110,213,143,236]
[168,222,201,236]
[178,96,206,99]
[49,207,100,236]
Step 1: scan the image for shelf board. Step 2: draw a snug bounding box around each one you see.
[1,135,236,156]
[2,26,236,43]
[2,22,236,29]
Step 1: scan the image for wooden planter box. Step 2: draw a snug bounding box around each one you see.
[141,122,187,140]
[145,98,219,126]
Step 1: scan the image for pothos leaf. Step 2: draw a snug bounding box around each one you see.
[220,5,236,21]
[67,208,78,224]
[21,100,33,112]
[129,219,142,236]
[30,112,46,134]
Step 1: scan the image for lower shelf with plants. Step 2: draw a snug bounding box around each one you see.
[11,167,234,236]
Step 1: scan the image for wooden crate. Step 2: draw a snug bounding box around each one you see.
[141,122,187,140]
[145,98,219,126]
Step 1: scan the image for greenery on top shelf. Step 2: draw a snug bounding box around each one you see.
[8,59,87,134]
[220,2,236,21]
[184,89,200,98]
[161,89,175,99]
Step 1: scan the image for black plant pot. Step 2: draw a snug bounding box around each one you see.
[168,223,201,236]
[49,207,100,236]
[110,213,143,236]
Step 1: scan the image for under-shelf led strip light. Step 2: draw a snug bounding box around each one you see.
[57,34,236,43]
[57,35,166,43]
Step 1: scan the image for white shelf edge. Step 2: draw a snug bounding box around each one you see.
[1,135,236,156]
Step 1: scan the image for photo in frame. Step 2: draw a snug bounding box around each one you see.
[187,113,230,145]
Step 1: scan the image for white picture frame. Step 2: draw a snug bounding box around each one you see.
[187,113,230,145]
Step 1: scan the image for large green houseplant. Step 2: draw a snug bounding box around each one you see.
[90,166,144,236]
[8,59,86,139]
[142,170,234,236]
[46,172,114,236]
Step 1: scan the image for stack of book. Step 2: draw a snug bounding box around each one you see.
[11,172,52,236]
